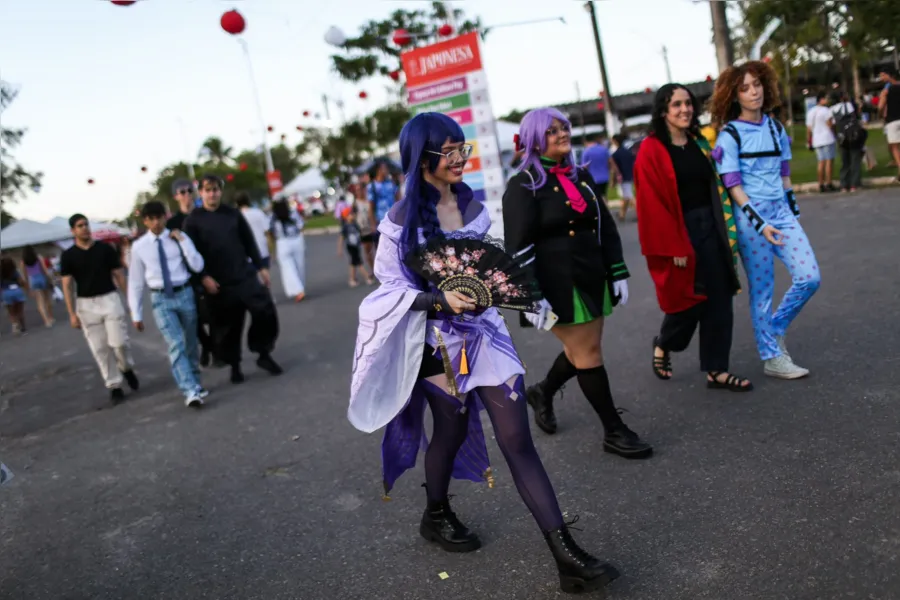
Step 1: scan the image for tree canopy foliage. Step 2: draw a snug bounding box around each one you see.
[1,81,43,227]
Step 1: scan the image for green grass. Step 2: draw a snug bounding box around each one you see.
[304,214,339,229]
[786,124,896,184]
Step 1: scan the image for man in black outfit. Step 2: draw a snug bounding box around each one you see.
[184,174,282,383]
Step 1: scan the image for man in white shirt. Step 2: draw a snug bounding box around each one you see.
[805,91,837,193]
[236,192,272,269]
[128,201,209,408]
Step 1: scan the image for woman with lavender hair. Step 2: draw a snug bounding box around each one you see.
[503,107,652,458]
[348,112,620,594]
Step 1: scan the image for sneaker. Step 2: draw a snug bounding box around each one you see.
[196,388,210,399]
[764,355,809,379]
[110,387,125,405]
[775,335,791,361]
[257,354,283,376]
[122,370,139,391]
[185,392,204,409]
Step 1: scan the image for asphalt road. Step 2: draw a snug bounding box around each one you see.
[2,187,899,600]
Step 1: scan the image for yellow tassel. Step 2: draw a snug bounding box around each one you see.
[459,336,469,375]
[484,467,495,489]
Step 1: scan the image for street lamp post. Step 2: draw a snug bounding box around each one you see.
[584,1,618,136]
[237,38,275,174]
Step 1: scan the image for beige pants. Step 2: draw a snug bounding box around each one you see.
[76,291,134,389]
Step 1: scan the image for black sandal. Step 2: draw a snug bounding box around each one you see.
[707,371,753,392]
[652,337,672,380]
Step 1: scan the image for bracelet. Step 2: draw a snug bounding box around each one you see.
[785,189,799,217]
[741,203,768,234]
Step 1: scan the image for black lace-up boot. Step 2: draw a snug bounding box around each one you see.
[526,381,558,434]
[419,498,481,553]
[544,524,620,594]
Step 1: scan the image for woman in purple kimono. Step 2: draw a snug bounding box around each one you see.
[348,113,620,594]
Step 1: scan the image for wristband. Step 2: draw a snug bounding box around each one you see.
[785,189,799,217]
[740,203,768,234]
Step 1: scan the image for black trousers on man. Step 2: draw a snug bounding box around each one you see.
[207,277,279,366]
[656,206,734,373]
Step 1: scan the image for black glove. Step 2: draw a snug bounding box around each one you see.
[411,291,452,312]
[785,189,799,217]
[741,202,768,234]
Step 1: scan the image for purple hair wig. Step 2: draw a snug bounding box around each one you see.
[515,107,578,190]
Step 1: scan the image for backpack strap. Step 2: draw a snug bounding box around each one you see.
[726,118,782,159]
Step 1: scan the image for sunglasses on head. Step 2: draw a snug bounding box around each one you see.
[176,188,192,196]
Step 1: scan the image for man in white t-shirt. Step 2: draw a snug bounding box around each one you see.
[236,192,272,269]
[805,91,837,192]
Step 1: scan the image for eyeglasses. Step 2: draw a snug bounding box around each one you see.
[546,124,571,138]
[175,189,192,196]
[427,144,474,163]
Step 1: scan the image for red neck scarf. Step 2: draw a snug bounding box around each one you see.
[549,165,587,213]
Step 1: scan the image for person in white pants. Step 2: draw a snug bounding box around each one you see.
[60,214,139,404]
[270,199,306,302]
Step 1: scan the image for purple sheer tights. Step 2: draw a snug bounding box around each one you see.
[421,378,565,532]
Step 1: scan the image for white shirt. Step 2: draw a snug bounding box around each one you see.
[241,207,271,259]
[127,229,204,322]
[270,212,305,241]
[806,104,836,148]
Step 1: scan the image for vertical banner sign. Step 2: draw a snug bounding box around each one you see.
[266,170,284,198]
[402,32,505,237]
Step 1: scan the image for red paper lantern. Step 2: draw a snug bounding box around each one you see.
[762,55,772,63]
[438,24,453,37]
[280,134,287,142]
[296,125,304,132]
[598,90,605,98]
[140,165,147,172]
[87,178,95,184]
[705,75,713,82]
[220,10,246,35]
[392,28,412,46]
[239,162,248,172]
[644,87,652,94]
[596,102,605,111]
[226,173,235,182]
[359,91,368,99]
[389,70,401,82]
[266,125,274,132]
[110,0,136,5]
[303,110,310,117]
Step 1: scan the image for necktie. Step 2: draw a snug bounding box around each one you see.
[157,238,174,297]
[549,165,587,213]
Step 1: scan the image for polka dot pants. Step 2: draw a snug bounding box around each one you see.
[735,199,821,361]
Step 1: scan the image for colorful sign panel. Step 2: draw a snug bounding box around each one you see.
[402,32,505,237]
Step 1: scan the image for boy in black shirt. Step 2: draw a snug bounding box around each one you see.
[60,214,138,404]
[338,207,373,287]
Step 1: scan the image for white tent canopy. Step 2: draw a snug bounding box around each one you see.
[0,218,131,251]
[281,169,330,199]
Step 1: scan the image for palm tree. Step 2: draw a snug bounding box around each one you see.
[198,136,235,166]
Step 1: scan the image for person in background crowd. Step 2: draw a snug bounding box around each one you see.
[167,177,215,366]
[350,177,377,269]
[368,161,400,236]
[60,214,139,404]
[270,198,307,302]
[128,201,209,408]
[611,134,636,221]
[337,206,373,287]
[878,69,900,183]
[830,90,866,192]
[1,256,28,335]
[20,245,54,328]
[805,91,838,193]
[710,60,820,380]
[581,133,613,200]
[184,174,282,384]
[236,192,272,269]
[119,238,132,273]
[636,84,750,391]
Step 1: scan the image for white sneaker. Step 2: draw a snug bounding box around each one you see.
[185,393,204,408]
[196,388,210,399]
[764,355,809,379]
[775,335,791,360]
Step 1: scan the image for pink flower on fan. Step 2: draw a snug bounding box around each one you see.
[443,246,456,257]
[491,271,508,284]
[499,283,509,294]
[429,258,445,271]
[464,267,476,275]
[447,256,460,270]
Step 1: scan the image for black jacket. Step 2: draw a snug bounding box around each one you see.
[502,163,629,324]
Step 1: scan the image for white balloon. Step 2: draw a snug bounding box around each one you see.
[324,26,347,47]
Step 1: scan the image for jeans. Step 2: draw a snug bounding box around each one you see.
[151,286,202,398]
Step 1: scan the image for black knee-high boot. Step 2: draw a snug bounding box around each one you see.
[575,365,653,459]
[527,352,576,434]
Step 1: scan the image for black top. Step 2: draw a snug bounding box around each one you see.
[502,160,629,324]
[166,212,189,231]
[886,84,900,124]
[341,221,362,247]
[183,204,263,285]
[667,140,715,214]
[60,241,120,298]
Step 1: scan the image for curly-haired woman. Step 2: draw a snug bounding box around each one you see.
[708,60,820,379]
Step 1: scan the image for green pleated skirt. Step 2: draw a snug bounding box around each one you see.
[569,285,613,325]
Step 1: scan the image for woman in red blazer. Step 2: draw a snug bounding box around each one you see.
[634,84,751,391]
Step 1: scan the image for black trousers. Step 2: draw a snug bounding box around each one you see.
[657,206,733,372]
[839,144,863,189]
[207,277,279,366]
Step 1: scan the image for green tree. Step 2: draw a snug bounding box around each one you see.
[0,81,43,228]
[329,1,483,82]
[198,136,235,165]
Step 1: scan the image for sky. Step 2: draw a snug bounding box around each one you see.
[1,0,720,223]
